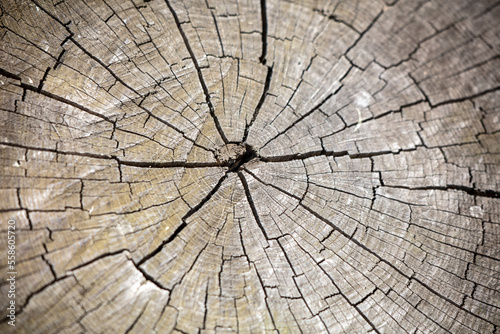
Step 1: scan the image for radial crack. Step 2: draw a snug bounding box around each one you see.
[259,0,268,64]
[237,171,270,240]
[137,173,228,266]
[244,168,498,328]
[242,65,273,142]
[163,0,229,144]
[259,88,341,150]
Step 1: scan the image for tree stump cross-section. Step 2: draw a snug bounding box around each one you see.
[0,0,499,333]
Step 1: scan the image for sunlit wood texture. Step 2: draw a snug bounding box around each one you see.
[1,0,499,333]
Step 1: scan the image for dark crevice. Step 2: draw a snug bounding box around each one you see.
[259,0,268,65]
[37,67,51,93]
[119,160,221,169]
[0,208,25,213]
[239,234,279,332]
[104,12,115,23]
[124,302,149,334]
[137,173,228,266]
[353,287,378,307]
[260,147,413,163]
[431,85,500,108]
[79,180,84,210]
[0,274,71,324]
[312,8,360,34]
[163,0,229,144]
[308,247,381,333]
[25,210,33,230]
[237,171,269,240]
[67,249,129,272]
[59,32,74,48]
[211,11,225,56]
[67,251,170,292]
[382,184,500,199]
[261,149,347,162]
[21,86,27,101]
[242,65,272,142]
[0,141,114,160]
[0,141,220,169]
[201,282,209,333]
[16,187,22,211]
[0,67,22,81]
[442,55,500,83]
[344,10,384,67]
[410,72,500,109]
[136,220,186,265]
[68,37,141,97]
[41,253,57,280]
[20,83,115,123]
[131,261,170,291]
[260,89,341,150]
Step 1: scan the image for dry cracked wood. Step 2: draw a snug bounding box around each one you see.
[0,0,499,333]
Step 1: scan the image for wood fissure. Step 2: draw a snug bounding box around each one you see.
[1,0,499,333]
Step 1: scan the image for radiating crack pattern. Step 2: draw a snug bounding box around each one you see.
[0,0,499,333]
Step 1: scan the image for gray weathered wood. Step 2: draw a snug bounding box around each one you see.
[0,0,499,333]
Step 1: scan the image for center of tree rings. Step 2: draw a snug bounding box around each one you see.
[215,143,257,171]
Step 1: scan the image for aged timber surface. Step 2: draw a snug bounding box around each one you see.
[0,0,499,333]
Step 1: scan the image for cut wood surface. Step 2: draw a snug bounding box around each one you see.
[0,0,499,333]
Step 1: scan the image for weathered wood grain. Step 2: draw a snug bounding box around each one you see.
[0,0,499,333]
